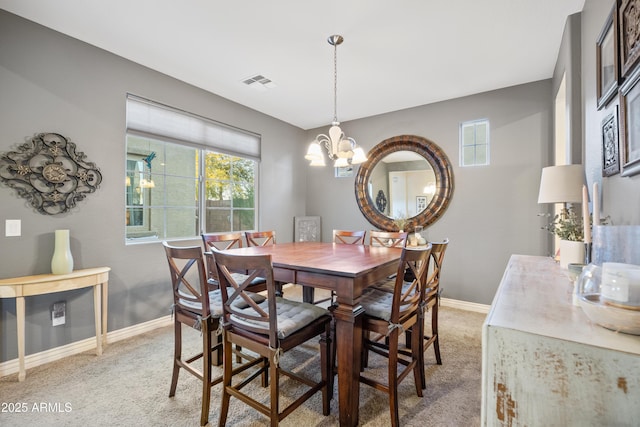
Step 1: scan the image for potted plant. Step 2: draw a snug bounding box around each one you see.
[546,207,585,268]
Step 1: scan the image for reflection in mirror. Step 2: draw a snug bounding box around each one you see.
[367,151,435,219]
[355,135,454,231]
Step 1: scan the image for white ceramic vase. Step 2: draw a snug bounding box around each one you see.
[51,229,74,274]
[559,239,585,269]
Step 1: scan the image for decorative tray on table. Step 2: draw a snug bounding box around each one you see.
[579,294,640,335]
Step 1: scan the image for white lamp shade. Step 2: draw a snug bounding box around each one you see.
[309,156,326,166]
[351,147,367,164]
[334,157,349,168]
[305,142,323,161]
[537,164,585,204]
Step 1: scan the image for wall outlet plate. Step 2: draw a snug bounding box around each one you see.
[5,219,21,237]
[52,301,66,326]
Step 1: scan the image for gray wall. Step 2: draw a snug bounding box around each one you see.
[0,10,306,361]
[305,81,552,305]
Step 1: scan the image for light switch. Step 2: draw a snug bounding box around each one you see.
[6,219,21,237]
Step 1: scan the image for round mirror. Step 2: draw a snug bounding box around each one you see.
[355,135,454,231]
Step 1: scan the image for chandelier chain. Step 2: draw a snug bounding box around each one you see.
[333,40,338,124]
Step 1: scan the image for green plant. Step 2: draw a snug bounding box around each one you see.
[543,206,609,242]
[546,207,584,241]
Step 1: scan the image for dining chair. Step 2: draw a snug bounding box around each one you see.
[369,230,409,248]
[245,230,276,247]
[333,229,366,245]
[212,249,333,426]
[414,238,449,389]
[202,232,267,292]
[358,244,432,427]
[162,242,266,426]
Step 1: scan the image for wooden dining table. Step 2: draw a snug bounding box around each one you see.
[224,241,402,426]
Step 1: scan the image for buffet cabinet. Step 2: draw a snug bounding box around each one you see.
[481,255,640,426]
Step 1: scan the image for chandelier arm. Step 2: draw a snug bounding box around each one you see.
[315,134,336,159]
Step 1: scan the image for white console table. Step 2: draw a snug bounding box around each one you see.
[482,255,640,426]
[0,267,110,381]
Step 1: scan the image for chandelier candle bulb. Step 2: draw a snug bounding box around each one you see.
[582,185,591,244]
[593,182,600,226]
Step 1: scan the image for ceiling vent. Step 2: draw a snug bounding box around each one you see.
[242,74,276,90]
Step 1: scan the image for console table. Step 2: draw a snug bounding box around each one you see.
[0,267,110,381]
[482,255,640,426]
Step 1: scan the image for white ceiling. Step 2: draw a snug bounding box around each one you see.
[0,0,585,130]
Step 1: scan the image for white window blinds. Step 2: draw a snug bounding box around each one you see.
[126,94,261,161]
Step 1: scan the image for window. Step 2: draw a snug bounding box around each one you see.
[460,119,490,166]
[125,95,260,242]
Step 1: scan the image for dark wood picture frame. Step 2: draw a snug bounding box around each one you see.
[601,106,620,176]
[619,0,640,78]
[619,66,640,177]
[597,5,620,109]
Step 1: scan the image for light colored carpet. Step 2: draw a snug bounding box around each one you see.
[0,286,486,426]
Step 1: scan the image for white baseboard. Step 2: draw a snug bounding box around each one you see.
[441,297,490,314]
[0,297,488,379]
[0,315,171,379]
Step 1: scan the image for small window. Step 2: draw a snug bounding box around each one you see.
[459,119,490,167]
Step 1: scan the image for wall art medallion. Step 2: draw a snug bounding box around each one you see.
[602,107,620,177]
[0,133,102,214]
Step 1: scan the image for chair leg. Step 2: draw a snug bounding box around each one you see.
[269,352,279,427]
[361,330,370,369]
[320,325,332,408]
[388,328,400,427]
[169,321,182,397]
[201,327,213,427]
[433,305,442,365]
[411,323,423,398]
[217,332,233,427]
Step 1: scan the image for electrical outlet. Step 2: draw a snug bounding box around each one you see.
[52,301,66,326]
[5,219,21,237]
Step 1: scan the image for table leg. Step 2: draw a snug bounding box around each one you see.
[102,280,108,347]
[93,284,102,356]
[16,296,25,382]
[333,302,364,427]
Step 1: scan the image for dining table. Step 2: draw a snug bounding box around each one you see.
[224,241,403,426]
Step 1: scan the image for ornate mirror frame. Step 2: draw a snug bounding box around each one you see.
[355,134,454,231]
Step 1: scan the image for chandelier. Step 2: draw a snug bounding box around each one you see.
[305,35,367,167]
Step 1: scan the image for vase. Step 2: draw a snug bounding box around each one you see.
[559,239,585,269]
[51,229,74,274]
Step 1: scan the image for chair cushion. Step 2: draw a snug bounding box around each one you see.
[231,297,329,339]
[360,288,394,321]
[178,287,266,317]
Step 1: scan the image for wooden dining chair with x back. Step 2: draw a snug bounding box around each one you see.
[202,232,267,292]
[358,244,432,427]
[162,242,266,426]
[333,229,366,245]
[245,230,276,247]
[416,238,449,389]
[212,249,333,426]
[369,230,409,248]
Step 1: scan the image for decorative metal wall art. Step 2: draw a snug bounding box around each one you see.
[0,133,102,214]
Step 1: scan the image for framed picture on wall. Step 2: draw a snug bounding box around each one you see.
[619,0,640,78]
[294,216,321,242]
[597,5,620,109]
[416,196,427,212]
[620,66,640,177]
[601,107,620,176]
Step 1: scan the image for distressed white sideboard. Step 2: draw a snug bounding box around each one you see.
[482,255,640,426]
